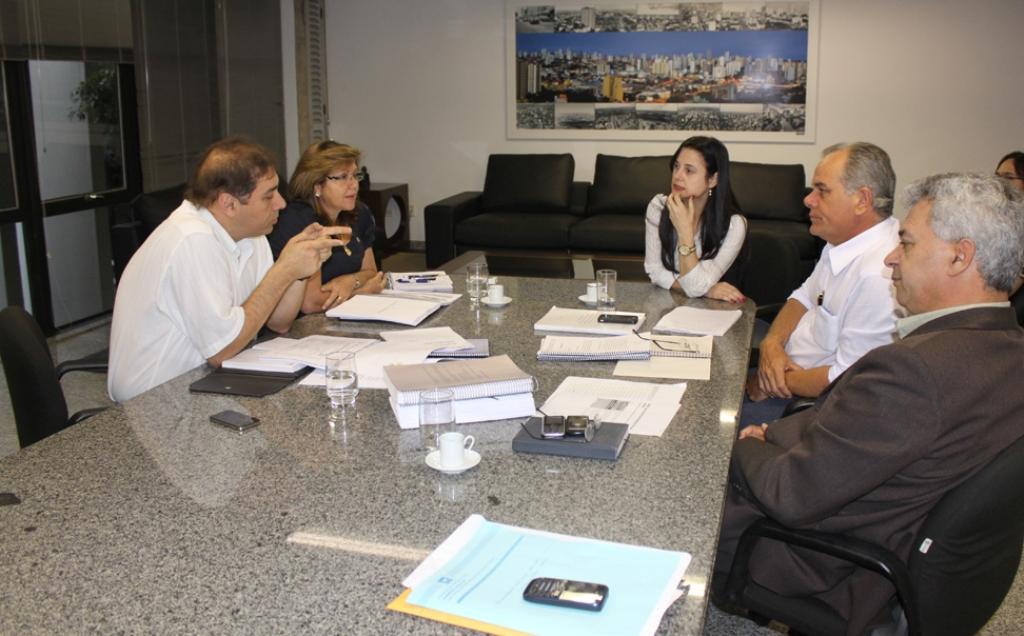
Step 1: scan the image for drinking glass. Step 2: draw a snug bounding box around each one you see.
[597,269,617,310]
[419,388,455,451]
[325,351,358,423]
[466,262,489,303]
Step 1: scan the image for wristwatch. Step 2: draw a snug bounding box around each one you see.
[678,243,696,257]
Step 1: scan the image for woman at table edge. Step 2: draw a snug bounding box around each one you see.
[997,150,1024,297]
[268,141,386,313]
[644,135,748,303]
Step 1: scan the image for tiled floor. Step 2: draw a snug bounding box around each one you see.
[1,249,1021,634]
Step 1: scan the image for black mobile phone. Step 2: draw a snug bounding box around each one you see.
[210,409,260,433]
[523,577,608,611]
[541,415,565,438]
[597,313,638,325]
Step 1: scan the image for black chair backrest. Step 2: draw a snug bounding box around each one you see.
[132,183,186,244]
[909,434,1024,635]
[0,306,70,447]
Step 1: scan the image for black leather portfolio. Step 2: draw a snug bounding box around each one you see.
[188,367,312,397]
[512,419,629,460]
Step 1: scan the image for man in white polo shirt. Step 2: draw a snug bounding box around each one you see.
[742,142,900,426]
[108,137,347,402]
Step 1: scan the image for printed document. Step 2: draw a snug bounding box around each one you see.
[399,514,690,636]
[652,306,741,337]
[381,326,470,353]
[381,289,462,306]
[614,357,711,381]
[252,335,377,369]
[539,376,685,437]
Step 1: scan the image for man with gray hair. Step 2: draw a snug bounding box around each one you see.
[744,142,900,425]
[714,173,1024,633]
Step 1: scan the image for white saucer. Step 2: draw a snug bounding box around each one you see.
[426,449,481,474]
[482,296,512,308]
[578,294,599,306]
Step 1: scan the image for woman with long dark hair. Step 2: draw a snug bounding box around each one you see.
[643,136,747,302]
[268,141,385,313]
[996,151,1024,193]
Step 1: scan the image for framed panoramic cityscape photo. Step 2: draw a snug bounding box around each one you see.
[506,1,818,142]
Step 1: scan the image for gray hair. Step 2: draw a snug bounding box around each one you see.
[823,142,896,217]
[905,173,1024,292]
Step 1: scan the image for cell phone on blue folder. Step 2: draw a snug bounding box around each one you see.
[523,577,608,611]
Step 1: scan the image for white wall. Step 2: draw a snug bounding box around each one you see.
[326,0,1024,240]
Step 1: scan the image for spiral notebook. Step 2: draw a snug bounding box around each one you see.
[536,333,712,362]
[537,334,649,362]
[383,355,534,406]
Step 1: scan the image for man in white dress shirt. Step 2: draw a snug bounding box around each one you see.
[108,137,347,402]
[743,142,900,425]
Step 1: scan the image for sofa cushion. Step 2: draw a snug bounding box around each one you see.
[569,214,645,253]
[587,154,672,216]
[731,161,807,223]
[748,219,819,261]
[455,212,575,249]
[481,154,575,214]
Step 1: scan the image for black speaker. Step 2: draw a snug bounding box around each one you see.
[358,182,409,258]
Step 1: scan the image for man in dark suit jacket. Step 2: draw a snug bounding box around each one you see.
[712,172,1024,634]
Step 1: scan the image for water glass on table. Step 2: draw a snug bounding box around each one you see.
[597,269,617,310]
[466,262,489,303]
[325,351,358,423]
[419,387,455,450]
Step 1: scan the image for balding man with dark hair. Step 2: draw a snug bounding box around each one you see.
[714,173,1024,633]
[109,137,347,401]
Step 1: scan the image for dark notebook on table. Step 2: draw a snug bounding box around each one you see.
[188,366,312,397]
[512,418,629,461]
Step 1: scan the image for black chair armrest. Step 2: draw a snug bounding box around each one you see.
[781,397,816,417]
[424,191,482,268]
[68,406,107,426]
[754,302,785,323]
[55,349,109,380]
[726,518,921,636]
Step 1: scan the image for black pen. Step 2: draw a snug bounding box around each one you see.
[817,291,825,306]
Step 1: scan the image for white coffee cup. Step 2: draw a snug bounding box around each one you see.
[585,282,599,303]
[439,431,475,469]
[487,283,505,303]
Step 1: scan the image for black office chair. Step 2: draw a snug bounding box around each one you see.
[723,433,1024,636]
[0,306,108,448]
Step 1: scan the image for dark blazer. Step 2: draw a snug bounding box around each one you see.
[716,306,1024,635]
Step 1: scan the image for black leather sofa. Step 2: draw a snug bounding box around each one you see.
[425,153,820,306]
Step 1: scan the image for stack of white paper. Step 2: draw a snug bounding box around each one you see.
[250,335,378,369]
[534,306,646,336]
[221,348,308,373]
[326,294,442,326]
[383,355,536,429]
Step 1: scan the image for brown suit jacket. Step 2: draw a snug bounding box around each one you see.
[717,306,1024,634]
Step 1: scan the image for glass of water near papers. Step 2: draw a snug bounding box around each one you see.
[325,351,358,423]
[419,388,454,450]
[596,269,616,309]
[466,262,488,304]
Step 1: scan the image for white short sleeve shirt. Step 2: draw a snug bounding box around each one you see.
[108,200,274,401]
[785,216,901,383]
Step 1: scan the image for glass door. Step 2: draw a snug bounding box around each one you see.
[3,59,140,331]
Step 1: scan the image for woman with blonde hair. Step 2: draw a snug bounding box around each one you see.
[269,140,385,312]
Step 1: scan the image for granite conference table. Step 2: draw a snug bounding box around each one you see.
[0,270,754,634]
